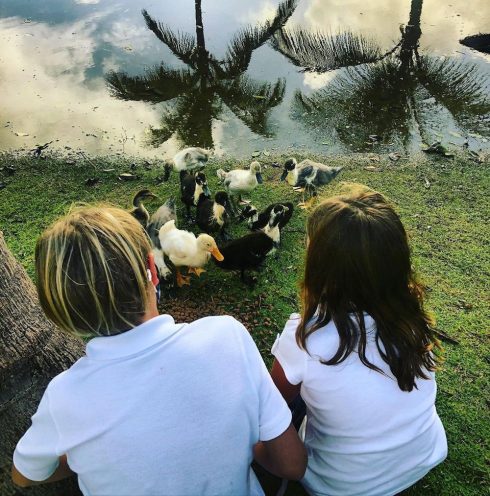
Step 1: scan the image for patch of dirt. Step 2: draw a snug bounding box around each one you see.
[160,291,276,331]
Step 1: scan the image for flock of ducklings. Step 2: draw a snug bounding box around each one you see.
[130,147,343,287]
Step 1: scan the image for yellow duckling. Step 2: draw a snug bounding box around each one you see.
[158,220,224,287]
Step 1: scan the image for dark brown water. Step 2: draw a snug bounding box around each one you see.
[0,0,489,158]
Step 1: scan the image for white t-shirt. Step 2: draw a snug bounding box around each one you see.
[14,315,292,496]
[272,313,447,496]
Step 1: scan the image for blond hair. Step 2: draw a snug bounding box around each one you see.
[35,205,151,337]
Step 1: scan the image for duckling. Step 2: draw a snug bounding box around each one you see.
[130,189,158,227]
[216,161,263,213]
[241,202,294,234]
[158,220,223,287]
[280,158,343,207]
[146,199,177,281]
[180,170,211,222]
[163,147,212,181]
[196,191,231,241]
[214,232,273,286]
[239,204,259,227]
[214,206,287,285]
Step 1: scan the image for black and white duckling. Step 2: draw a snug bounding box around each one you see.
[180,170,211,222]
[196,191,231,241]
[241,202,293,234]
[129,189,158,227]
[146,198,177,282]
[216,161,263,213]
[281,158,343,207]
[214,206,287,285]
[163,147,212,181]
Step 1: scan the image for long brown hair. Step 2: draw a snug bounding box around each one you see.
[297,186,440,392]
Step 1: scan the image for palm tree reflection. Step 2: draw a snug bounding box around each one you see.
[106,0,298,149]
[272,0,490,150]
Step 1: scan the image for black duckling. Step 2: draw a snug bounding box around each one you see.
[214,232,273,286]
[281,158,343,207]
[146,199,177,282]
[163,147,212,181]
[180,170,211,222]
[214,206,287,285]
[130,189,157,227]
[241,202,294,233]
[196,191,231,241]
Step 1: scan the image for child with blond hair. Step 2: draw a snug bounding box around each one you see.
[12,205,306,495]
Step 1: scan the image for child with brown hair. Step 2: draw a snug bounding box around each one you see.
[271,186,447,496]
[12,205,306,495]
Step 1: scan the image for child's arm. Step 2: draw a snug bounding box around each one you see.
[271,359,302,404]
[12,454,75,488]
[253,424,306,480]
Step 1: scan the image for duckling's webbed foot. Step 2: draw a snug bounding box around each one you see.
[176,269,191,287]
[188,267,206,277]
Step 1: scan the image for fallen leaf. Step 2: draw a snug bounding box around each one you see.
[424,177,431,189]
[364,166,380,171]
[118,173,138,181]
[253,95,266,100]
[388,152,401,162]
[14,131,29,137]
[102,168,115,173]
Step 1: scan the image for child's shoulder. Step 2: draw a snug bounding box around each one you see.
[186,314,244,335]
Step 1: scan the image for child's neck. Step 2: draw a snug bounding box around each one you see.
[141,284,159,323]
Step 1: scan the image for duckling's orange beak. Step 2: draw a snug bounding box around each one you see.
[211,246,224,261]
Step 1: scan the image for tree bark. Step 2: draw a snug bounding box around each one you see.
[0,231,84,495]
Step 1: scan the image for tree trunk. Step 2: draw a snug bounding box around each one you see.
[399,0,423,68]
[194,0,210,78]
[0,232,84,495]
[194,0,206,52]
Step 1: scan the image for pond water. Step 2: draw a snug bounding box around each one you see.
[0,0,489,159]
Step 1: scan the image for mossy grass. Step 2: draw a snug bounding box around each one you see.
[1,151,488,495]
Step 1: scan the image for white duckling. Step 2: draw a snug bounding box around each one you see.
[216,161,263,213]
[163,147,212,181]
[158,220,224,287]
[280,158,343,208]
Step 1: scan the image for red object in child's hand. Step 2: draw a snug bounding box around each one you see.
[147,253,159,288]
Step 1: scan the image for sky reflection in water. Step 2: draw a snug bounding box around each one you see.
[0,0,489,158]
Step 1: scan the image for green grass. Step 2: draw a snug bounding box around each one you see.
[1,151,489,495]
